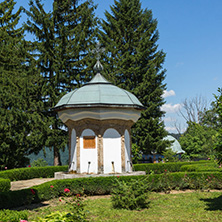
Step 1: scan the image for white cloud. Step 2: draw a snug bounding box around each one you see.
[162,90,176,98]
[161,103,182,113]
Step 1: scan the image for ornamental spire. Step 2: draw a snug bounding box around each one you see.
[92,42,105,73]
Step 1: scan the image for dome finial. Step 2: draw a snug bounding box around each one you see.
[92,42,105,73]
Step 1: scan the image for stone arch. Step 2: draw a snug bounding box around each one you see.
[80,129,98,174]
[103,128,121,174]
[124,129,132,172]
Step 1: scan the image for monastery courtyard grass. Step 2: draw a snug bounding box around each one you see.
[23,191,222,221]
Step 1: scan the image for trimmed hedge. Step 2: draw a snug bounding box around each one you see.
[134,160,215,174]
[0,178,10,192]
[180,163,222,172]
[1,172,222,209]
[0,166,68,181]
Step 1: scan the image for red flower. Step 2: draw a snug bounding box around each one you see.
[76,194,80,197]
[64,188,70,193]
[59,198,62,202]
[77,203,80,206]
[28,165,31,167]
[164,169,167,172]
[30,189,35,195]
[117,176,119,178]
[50,185,54,188]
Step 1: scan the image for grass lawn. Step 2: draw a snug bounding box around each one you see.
[24,191,222,221]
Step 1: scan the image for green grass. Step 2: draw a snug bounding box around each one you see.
[23,191,222,221]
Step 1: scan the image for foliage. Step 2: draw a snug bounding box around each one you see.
[212,88,222,164]
[98,0,169,154]
[35,191,86,222]
[0,0,46,169]
[162,149,178,162]
[0,209,28,222]
[0,178,10,192]
[2,169,222,209]
[0,165,68,181]
[179,122,217,160]
[131,143,142,164]
[31,158,48,167]
[24,0,97,165]
[111,177,149,210]
[25,192,222,222]
[133,160,212,174]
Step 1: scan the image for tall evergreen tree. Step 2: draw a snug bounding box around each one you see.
[99,0,168,154]
[24,0,97,165]
[0,0,46,168]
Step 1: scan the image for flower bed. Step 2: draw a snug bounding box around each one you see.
[1,172,222,209]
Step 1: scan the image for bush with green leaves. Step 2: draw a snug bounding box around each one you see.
[0,165,68,181]
[0,209,28,222]
[0,178,10,192]
[111,177,149,210]
[34,190,87,222]
[31,158,48,167]
[134,160,214,174]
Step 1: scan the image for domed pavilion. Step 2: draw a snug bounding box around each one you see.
[54,44,144,174]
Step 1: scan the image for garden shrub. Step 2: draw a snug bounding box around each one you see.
[180,165,197,172]
[111,177,149,210]
[1,172,222,209]
[31,158,48,167]
[0,165,68,181]
[133,160,214,174]
[0,178,10,192]
[0,209,28,222]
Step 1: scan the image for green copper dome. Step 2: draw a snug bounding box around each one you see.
[54,73,144,111]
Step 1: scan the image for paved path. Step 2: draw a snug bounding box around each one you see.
[10,178,55,191]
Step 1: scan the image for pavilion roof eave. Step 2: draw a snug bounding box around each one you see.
[52,103,146,112]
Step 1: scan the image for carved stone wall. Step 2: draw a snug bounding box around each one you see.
[66,118,134,174]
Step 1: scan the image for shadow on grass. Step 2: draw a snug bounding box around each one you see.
[200,194,222,211]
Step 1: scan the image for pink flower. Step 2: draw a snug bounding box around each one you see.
[20,220,28,222]
[28,165,31,167]
[30,189,35,195]
[219,165,221,168]
[77,203,80,206]
[4,166,7,170]
[50,185,54,188]
[64,188,70,193]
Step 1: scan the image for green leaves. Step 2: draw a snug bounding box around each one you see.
[99,0,168,154]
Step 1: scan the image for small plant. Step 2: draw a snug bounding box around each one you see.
[111,177,149,210]
[157,169,172,193]
[34,188,87,222]
[31,158,48,167]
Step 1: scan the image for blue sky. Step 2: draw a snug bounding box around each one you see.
[14,0,222,133]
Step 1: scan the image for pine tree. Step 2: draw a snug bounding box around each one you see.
[99,0,169,154]
[24,0,97,165]
[0,0,46,168]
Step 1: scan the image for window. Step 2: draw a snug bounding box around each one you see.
[83,136,96,149]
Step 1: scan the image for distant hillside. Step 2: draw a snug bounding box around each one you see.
[28,147,69,166]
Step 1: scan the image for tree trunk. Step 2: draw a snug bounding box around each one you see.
[53,146,62,166]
